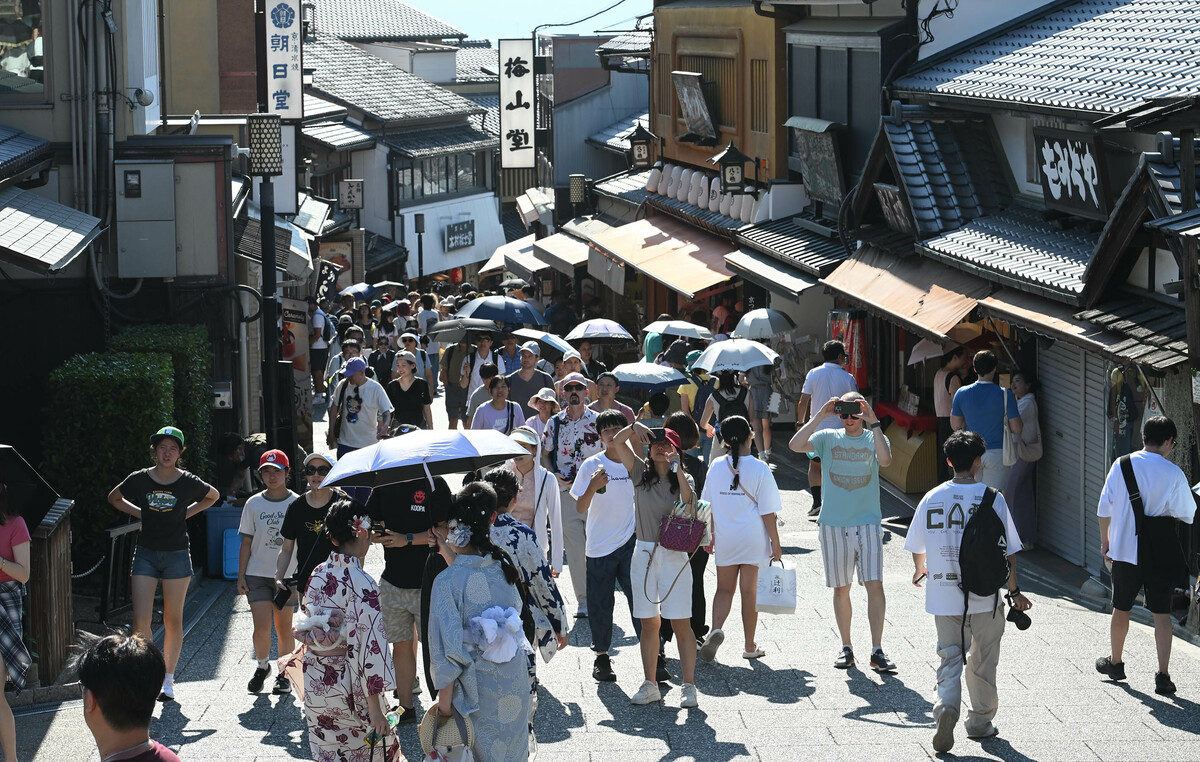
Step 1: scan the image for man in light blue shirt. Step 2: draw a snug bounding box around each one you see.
[951,350,1022,491]
[790,391,895,673]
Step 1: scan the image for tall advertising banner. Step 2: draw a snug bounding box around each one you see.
[498,39,536,169]
[281,297,313,452]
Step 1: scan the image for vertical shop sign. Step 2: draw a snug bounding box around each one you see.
[499,39,536,169]
[281,298,313,450]
[263,1,303,120]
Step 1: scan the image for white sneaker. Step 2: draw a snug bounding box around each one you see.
[680,683,698,708]
[158,678,175,702]
[698,628,724,662]
[630,680,661,705]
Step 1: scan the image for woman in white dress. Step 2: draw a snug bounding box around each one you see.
[698,416,783,663]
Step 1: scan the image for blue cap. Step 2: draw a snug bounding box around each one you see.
[342,356,368,376]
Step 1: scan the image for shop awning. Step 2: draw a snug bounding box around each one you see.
[481,234,534,276]
[587,216,735,300]
[979,290,1188,371]
[516,188,554,229]
[0,187,101,273]
[821,245,992,341]
[533,232,589,275]
[240,198,314,278]
[725,248,820,300]
[588,246,625,295]
[504,236,551,282]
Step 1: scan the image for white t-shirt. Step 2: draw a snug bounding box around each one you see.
[239,490,299,578]
[904,481,1023,616]
[702,455,779,567]
[1097,450,1196,565]
[462,349,499,396]
[333,377,393,449]
[801,362,858,430]
[571,452,636,558]
[312,309,328,351]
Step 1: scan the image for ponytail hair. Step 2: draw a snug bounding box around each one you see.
[450,482,521,586]
[719,415,752,490]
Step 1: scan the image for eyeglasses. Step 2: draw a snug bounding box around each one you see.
[403,338,416,343]
[304,465,332,476]
[477,337,492,343]
[839,413,861,420]
[564,384,586,392]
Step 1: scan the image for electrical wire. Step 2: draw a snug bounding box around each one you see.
[533,0,636,35]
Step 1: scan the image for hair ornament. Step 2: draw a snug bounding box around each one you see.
[349,515,371,538]
[447,519,474,548]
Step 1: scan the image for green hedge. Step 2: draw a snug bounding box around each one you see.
[43,352,174,569]
[111,324,214,484]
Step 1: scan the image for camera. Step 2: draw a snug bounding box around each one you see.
[1006,605,1031,631]
[834,400,862,417]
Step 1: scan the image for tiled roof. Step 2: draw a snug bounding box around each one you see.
[597,30,652,56]
[235,215,293,264]
[383,124,497,158]
[364,231,407,272]
[501,209,527,243]
[646,193,749,236]
[463,93,500,137]
[303,93,348,123]
[893,0,1200,115]
[882,117,1010,237]
[0,187,102,273]
[305,31,483,125]
[735,216,847,278]
[1075,299,1188,370]
[0,125,51,181]
[456,43,497,82]
[1145,146,1200,217]
[312,0,463,42]
[587,112,649,155]
[593,169,653,207]
[917,205,1096,304]
[302,121,376,152]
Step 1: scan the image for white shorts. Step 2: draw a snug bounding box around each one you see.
[631,539,692,620]
[818,523,884,588]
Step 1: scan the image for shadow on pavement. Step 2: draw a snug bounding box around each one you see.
[843,668,932,727]
[1115,682,1200,735]
[594,688,753,762]
[153,702,215,750]
[532,683,586,744]
[704,659,815,706]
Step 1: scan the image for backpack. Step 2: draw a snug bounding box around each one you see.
[957,487,1008,661]
[319,310,335,345]
[689,372,714,425]
[714,385,750,423]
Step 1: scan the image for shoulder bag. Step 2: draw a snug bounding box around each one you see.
[1118,455,1189,589]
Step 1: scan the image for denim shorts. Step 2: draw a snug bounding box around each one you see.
[131,546,193,580]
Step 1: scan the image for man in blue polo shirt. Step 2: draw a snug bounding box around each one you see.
[950,350,1022,491]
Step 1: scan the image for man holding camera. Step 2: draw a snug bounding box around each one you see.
[906,430,1032,753]
[790,391,895,673]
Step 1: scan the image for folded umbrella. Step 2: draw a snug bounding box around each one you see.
[732,309,795,340]
[565,318,634,344]
[426,318,500,344]
[320,430,528,490]
[611,362,686,392]
[455,295,547,326]
[691,338,779,373]
[513,328,573,359]
[643,320,712,341]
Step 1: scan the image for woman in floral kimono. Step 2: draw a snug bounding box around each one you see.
[291,498,399,762]
[428,482,533,762]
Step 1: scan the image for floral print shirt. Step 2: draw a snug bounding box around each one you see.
[540,407,602,482]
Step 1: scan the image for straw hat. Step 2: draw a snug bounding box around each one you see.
[418,705,476,753]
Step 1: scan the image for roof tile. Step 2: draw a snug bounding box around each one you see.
[313,0,463,42]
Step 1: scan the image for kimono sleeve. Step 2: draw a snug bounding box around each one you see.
[350,574,395,699]
[428,574,470,692]
[521,533,567,641]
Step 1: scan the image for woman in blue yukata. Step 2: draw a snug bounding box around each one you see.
[428,482,534,762]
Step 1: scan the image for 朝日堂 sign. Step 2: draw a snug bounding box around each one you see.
[499,39,535,169]
[264,1,303,120]
[1034,127,1110,219]
[444,220,475,252]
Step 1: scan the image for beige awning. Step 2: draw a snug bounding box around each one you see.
[588,216,735,300]
[533,232,589,275]
[504,237,551,282]
[821,245,992,341]
[481,233,535,276]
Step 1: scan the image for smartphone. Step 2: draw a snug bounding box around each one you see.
[371,524,388,536]
[914,573,927,586]
[834,400,863,417]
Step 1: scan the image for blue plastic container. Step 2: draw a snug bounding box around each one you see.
[223,528,241,579]
[205,505,243,577]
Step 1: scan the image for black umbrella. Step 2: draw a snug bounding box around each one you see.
[426,318,500,344]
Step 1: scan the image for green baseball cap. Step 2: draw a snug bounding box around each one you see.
[150,426,185,448]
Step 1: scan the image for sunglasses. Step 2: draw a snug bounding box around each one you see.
[303,465,332,476]
[564,384,586,392]
[403,338,416,343]
[839,413,861,420]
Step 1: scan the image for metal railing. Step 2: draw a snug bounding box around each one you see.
[98,521,141,624]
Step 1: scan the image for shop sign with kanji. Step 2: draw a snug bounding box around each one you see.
[1034,127,1110,220]
[264,1,303,120]
[498,39,536,169]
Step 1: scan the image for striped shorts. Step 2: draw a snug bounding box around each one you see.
[818,523,884,588]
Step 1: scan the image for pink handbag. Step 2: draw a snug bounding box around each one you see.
[658,514,705,553]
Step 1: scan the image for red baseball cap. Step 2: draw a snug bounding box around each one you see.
[259,449,289,469]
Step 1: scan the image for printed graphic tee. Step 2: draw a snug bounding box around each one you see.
[239,490,299,578]
[809,429,881,527]
[118,469,212,551]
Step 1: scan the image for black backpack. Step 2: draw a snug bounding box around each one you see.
[957,487,1009,660]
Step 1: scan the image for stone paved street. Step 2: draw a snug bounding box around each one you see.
[17,401,1200,761]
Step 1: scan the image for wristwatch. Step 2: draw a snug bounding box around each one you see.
[405,533,414,545]
[868,421,882,429]
[1006,586,1021,597]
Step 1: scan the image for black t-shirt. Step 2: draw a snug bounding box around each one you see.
[366,477,451,589]
[370,349,396,383]
[387,378,432,428]
[582,360,609,381]
[118,469,212,551]
[281,491,338,592]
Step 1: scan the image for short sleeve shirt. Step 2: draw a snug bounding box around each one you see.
[239,491,298,578]
[629,458,694,542]
[508,369,555,419]
[951,381,1019,450]
[809,429,881,527]
[367,478,452,589]
[118,469,212,551]
[801,363,858,430]
[281,492,337,589]
[1097,450,1197,564]
[386,378,432,428]
[333,377,393,449]
[541,408,602,481]
[571,453,636,557]
[0,517,30,583]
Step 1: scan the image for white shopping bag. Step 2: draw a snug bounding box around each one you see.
[756,559,796,615]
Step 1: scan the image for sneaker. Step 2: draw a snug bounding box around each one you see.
[575,604,588,619]
[655,654,671,683]
[247,666,270,693]
[592,654,616,683]
[272,673,291,695]
[743,647,766,660]
[761,449,772,461]
[966,723,999,740]
[630,680,661,705]
[1095,656,1126,682]
[394,706,418,724]
[680,682,698,708]
[932,707,958,753]
[158,679,175,703]
[833,645,855,670]
[870,649,897,674]
[808,505,821,518]
[698,628,724,662]
[1155,672,1177,696]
